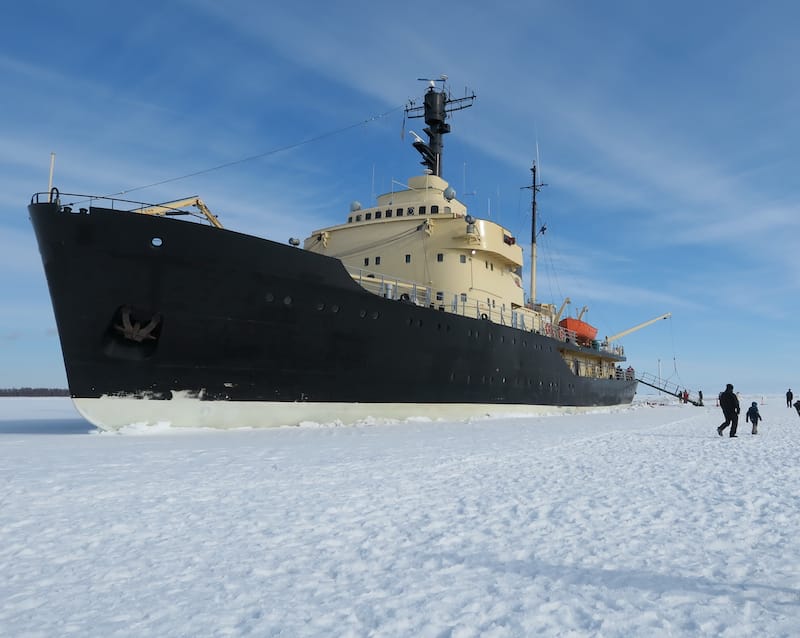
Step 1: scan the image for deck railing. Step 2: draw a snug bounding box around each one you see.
[345,265,625,358]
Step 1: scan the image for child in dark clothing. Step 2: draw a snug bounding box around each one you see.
[746,401,762,434]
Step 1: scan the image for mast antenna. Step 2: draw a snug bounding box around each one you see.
[521,160,547,305]
[405,76,475,178]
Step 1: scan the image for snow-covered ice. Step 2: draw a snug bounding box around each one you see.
[2,395,799,637]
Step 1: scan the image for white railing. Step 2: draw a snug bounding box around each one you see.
[345,265,624,357]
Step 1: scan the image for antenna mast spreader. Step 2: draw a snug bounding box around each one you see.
[404,76,475,177]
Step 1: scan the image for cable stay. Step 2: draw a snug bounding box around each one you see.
[103,104,406,199]
[634,315,703,406]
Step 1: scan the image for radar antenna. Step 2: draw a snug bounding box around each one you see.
[404,76,475,177]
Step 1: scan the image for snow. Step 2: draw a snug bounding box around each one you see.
[2,395,800,637]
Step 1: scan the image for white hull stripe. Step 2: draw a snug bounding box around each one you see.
[73,394,622,430]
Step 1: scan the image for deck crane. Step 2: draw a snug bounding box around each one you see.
[602,312,671,347]
[554,297,571,322]
[134,196,224,229]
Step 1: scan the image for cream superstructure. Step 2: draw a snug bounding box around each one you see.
[304,174,526,318]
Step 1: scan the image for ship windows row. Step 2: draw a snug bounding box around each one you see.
[265,293,553,352]
[362,253,470,266]
[348,205,440,223]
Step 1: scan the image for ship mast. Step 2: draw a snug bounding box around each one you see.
[524,161,547,304]
[405,76,475,177]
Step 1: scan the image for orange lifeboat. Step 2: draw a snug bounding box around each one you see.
[559,317,598,343]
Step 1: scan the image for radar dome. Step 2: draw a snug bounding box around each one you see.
[444,186,456,201]
[350,201,362,212]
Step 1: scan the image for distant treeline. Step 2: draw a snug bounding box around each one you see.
[0,388,70,397]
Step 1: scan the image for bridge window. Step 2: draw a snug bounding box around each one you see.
[364,258,369,266]
[348,216,353,223]
[419,206,427,215]
[386,210,392,218]
[365,212,372,220]
[431,205,439,214]
[375,256,381,265]
[405,254,411,263]
[375,211,382,219]
[356,214,362,221]
[396,209,404,217]
[460,255,466,263]
[437,253,444,262]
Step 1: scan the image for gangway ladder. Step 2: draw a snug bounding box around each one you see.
[636,371,703,406]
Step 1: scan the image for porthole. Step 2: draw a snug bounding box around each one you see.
[359,309,367,318]
[316,302,325,311]
[371,311,379,319]
[151,237,163,247]
[265,293,274,303]
[283,296,292,306]
[331,304,340,313]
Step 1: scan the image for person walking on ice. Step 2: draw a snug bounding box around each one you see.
[787,389,794,408]
[746,401,762,435]
[717,383,740,437]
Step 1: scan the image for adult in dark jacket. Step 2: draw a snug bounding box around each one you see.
[717,383,740,437]
[787,389,794,408]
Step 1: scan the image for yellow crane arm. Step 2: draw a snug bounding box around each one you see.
[604,312,671,344]
[134,196,224,229]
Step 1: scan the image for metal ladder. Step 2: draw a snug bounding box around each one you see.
[636,371,703,406]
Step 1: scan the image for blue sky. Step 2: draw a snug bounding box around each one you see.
[2,0,799,395]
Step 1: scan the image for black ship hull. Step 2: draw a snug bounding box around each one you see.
[29,200,636,429]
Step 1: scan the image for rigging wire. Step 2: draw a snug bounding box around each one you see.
[327,224,421,259]
[103,104,407,199]
[662,315,683,385]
